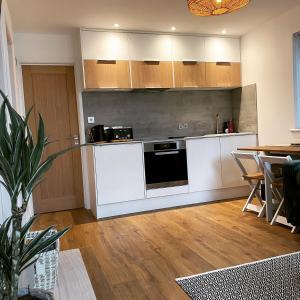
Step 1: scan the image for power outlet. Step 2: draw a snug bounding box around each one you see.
[178,123,188,130]
[88,116,95,124]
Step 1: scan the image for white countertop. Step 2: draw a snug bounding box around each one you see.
[187,132,255,139]
[88,132,256,146]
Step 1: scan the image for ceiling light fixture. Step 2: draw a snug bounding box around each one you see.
[114,23,120,28]
[187,0,251,17]
[171,26,176,31]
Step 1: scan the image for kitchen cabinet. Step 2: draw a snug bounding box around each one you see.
[128,33,173,61]
[94,143,145,205]
[220,135,257,188]
[80,30,242,90]
[172,36,205,61]
[204,37,240,62]
[80,30,129,60]
[129,33,174,88]
[174,61,206,88]
[186,138,222,192]
[83,59,131,89]
[131,61,173,88]
[205,62,241,88]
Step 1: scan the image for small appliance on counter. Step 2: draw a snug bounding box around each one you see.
[88,125,106,143]
[107,126,134,142]
[89,125,134,143]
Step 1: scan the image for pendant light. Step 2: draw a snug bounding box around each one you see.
[187,0,251,16]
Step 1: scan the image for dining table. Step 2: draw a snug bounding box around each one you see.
[237,145,300,222]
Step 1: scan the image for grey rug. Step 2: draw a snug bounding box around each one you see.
[176,252,300,300]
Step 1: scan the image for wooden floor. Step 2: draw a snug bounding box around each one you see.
[34,199,300,300]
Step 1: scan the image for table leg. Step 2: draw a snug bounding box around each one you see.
[264,163,273,222]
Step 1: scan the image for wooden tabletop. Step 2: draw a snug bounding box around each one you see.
[54,249,96,300]
[238,145,300,155]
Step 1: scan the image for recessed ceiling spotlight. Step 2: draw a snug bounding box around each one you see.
[171,26,176,31]
[222,29,227,34]
[114,23,120,28]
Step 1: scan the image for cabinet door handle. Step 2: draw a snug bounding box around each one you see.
[183,61,198,65]
[97,60,117,64]
[144,61,160,65]
[216,62,231,66]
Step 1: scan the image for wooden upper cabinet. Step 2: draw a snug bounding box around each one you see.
[84,60,131,89]
[174,62,206,88]
[131,61,173,88]
[129,34,174,88]
[80,30,242,89]
[205,62,241,88]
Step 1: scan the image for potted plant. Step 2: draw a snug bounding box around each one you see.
[0,90,72,300]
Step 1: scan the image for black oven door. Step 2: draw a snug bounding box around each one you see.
[144,149,188,188]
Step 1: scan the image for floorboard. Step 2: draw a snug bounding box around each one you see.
[33,199,300,300]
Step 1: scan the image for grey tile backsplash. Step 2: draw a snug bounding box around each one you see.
[82,86,258,141]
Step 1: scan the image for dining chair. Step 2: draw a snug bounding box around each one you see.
[259,155,297,233]
[231,151,266,217]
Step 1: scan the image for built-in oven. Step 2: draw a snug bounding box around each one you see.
[144,140,188,190]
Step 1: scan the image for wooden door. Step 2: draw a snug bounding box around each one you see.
[84,60,131,89]
[131,61,173,88]
[22,65,84,213]
[205,62,241,88]
[174,61,206,88]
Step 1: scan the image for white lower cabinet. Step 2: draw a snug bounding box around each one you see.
[187,138,222,192]
[220,135,257,188]
[187,134,258,192]
[94,143,145,205]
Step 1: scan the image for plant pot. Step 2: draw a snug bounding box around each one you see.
[25,230,60,290]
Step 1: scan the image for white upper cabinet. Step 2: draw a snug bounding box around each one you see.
[204,37,240,62]
[128,33,173,61]
[80,29,241,62]
[172,36,205,61]
[80,30,129,60]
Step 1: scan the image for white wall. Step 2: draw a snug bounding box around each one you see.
[241,4,300,145]
[14,32,77,64]
[14,31,91,210]
[0,0,32,223]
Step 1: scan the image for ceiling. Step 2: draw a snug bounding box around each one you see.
[8,0,300,36]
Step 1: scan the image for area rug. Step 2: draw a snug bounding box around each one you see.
[176,252,300,300]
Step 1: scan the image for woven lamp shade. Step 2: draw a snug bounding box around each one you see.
[187,0,250,16]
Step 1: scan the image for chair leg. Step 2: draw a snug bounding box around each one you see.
[258,201,266,218]
[291,226,298,234]
[270,197,284,226]
[242,181,260,212]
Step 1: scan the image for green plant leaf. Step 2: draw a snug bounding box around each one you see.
[20,227,70,271]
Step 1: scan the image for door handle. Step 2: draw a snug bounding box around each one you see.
[65,135,80,145]
[73,134,79,145]
[155,151,180,156]
[66,135,79,140]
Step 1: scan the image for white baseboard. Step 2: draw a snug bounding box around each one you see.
[94,185,249,219]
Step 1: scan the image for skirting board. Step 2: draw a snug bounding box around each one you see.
[94,185,249,219]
